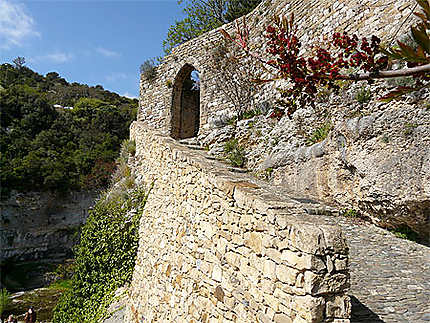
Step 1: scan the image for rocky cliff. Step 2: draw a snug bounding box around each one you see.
[0,190,97,263]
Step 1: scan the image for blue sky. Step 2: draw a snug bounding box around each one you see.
[0,0,185,98]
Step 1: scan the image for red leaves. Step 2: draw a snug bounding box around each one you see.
[220,2,430,117]
[260,16,388,116]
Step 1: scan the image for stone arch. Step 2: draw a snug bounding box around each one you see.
[170,63,200,139]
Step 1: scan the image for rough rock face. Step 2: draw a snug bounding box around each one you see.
[0,190,97,263]
[196,82,430,242]
[272,106,430,240]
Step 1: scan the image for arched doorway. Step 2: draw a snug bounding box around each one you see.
[170,64,200,139]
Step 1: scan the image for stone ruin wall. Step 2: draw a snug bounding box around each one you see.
[138,0,430,240]
[125,121,351,322]
[138,0,416,135]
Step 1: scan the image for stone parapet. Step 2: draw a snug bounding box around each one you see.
[125,122,351,322]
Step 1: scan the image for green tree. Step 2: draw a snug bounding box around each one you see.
[163,0,262,54]
[0,64,137,196]
[12,56,26,69]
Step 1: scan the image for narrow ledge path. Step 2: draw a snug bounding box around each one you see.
[323,216,430,323]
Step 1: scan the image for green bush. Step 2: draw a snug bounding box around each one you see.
[52,183,152,323]
[140,59,157,82]
[0,64,138,196]
[0,288,11,317]
[355,86,372,104]
[224,139,246,168]
[307,123,331,145]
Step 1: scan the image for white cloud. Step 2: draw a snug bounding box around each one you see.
[96,47,120,58]
[44,52,73,63]
[122,92,137,99]
[0,0,40,49]
[29,52,73,64]
[106,72,127,82]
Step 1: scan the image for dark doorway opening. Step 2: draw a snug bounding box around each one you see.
[170,64,200,139]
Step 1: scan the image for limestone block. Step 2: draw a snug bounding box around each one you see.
[263,293,280,312]
[304,272,350,296]
[259,278,275,294]
[276,264,299,285]
[263,259,276,280]
[244,232,263,254]
[291,295,325,323]
[274,313,293,323]
[281,250,326,271]
[334,257,348,271]
[225,252,241,268]
[326,295,351,319]
[266,306,276,320]
[212,265,223,282]
[265,248,282,264]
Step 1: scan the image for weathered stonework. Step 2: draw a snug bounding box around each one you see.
[138,0,416,136]
[138,0,429,240]
[125,122,350,322]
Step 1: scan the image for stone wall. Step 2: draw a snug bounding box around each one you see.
[138,0,416,136]
[125,122,350,322]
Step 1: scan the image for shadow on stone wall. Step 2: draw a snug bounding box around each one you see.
[350,296,385,323]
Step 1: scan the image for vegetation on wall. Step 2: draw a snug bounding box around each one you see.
[163,0,262,54]
[208,39,261,120]
[0,289,11,318]
[53,140,152,323]
[0,63,138,197]
[52,139,151,322]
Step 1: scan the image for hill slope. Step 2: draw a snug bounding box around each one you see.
[0,64,138,196]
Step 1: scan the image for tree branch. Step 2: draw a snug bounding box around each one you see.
[338,63,430,80]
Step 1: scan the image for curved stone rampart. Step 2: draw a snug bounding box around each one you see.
[125,122,350,322]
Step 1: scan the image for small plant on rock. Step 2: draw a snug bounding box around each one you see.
[355,86,372,104]
[140,59,158,82]
[307,122,332,145]
[403,123,418,136]
[389,225,419,241]
[341,208,360,218]
[224,138,246,167]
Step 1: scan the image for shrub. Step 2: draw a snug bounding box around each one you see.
[355,86,372,104]
[224,139,246,167]
[53,184,152,322]
[307,123,331,145]
[0,288,11,317]
[208,39,261,120]
[140,59,157,82]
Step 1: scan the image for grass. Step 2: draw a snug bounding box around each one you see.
[355,86,372,104]
[389,225,419,242]
[48,279,73,291]
[0,262,74,322]
[307,123,331,146]
[0,288,11,317]
[2,287,65,322]
[224,139,246,168]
